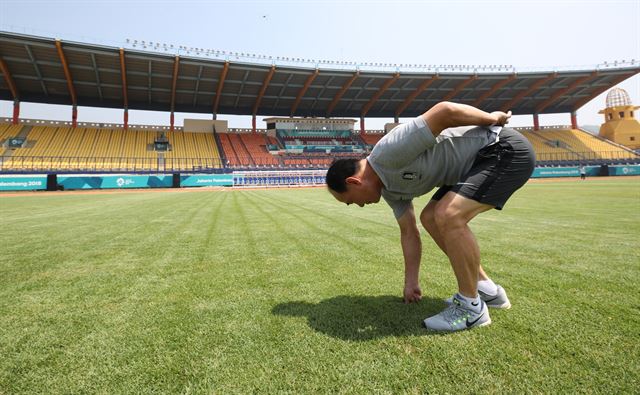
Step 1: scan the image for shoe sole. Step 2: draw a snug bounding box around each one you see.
[445,299,512,309]
[486,301,511,309]
[422,317,492,332]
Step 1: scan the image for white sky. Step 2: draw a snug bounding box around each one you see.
[1,0,639,129]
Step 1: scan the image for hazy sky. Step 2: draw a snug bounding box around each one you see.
[1,0,638,128]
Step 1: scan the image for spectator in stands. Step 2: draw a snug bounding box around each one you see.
[580,165,586,180]
[325,101,535,332]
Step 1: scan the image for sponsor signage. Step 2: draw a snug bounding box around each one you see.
[531,166,599,178]
[180,174,233,187]
[0,176,47,191]
[609,165,640,176]
[8,137,26,148]
[57,175,172,189]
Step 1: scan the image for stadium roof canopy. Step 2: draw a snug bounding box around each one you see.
[1,31,639,120]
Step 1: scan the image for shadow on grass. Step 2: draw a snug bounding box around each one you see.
[272,295,444,341]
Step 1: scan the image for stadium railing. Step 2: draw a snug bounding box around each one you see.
[535,150,640,165]
[0,156,225,173]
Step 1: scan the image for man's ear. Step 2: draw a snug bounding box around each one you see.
[345,176,362,186]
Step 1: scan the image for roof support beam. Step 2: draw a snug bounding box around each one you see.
[379,79,413,112]
[441,75,477,102]
[310,76,335,111]
[148,61,152,104]
[535,71,598,113]
[291,69,318,116]
[501,73,557,112]
[234,70,250,108]
[119,48,129,109]
[192,65,203,107]
[326,71,359,116]
[395,75,438,118]
[119,48,129,129]
[24,44,48,96]
[0,58,20,124]
[273,73,294,110]
[572,70,640,111]
[90,53,103,101]
[169,55,179,131]
[346,77,375,112]
[471,74,516,108]
[0,58,19,100]
[361,73,399,117]
[55,39,77,106]
[213,61,229,116]
[170,55,180,112]
[252,65,276,115]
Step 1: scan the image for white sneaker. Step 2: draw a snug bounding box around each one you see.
[479,284,511,309]
[424,294,491,332]
[445,284,511,309]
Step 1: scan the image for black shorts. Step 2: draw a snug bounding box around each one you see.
[431,127,536,209]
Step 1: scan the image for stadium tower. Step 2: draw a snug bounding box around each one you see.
[598,88,640,149]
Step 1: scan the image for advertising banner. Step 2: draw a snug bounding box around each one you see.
[0,176,47,191]
[608,165,640,176]
[531,166,600,178]
[57,175,172,189]
[180,174,233,187]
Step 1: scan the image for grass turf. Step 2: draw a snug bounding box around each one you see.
[0,178,638,393]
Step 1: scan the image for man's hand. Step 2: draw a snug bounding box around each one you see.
[403,283,422,304]
[490,110,512,126]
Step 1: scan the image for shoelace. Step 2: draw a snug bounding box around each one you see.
[444,304,470,324]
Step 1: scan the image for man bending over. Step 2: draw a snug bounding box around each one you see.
[326,101,535,332]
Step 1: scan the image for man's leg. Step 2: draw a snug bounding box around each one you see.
[432,191,493,298]
[422,191,495,331]
[420,197,493,286]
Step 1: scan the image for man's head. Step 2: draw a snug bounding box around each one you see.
[326,158,382,207]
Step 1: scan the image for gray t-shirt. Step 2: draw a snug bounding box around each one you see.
[367,116,500,218]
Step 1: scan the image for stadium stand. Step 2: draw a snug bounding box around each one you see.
[5,126,156,171]
[238,133,280,167]
[0,124,25,156]
[518,126,637,164]
[0,123,225,172]
[228,133,253,167]
[360,132,385,147]
[1,119,638,174]
[217,132,240,167]
[164,131,223,171]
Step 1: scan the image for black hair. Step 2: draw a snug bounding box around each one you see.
[326,158,360,193]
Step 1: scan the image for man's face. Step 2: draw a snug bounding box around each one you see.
[329,177,381,208]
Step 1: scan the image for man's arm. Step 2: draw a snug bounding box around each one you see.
[422,101,512,137]
[396,203,422,303]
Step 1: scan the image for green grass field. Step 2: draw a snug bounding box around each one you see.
[1,178,639,394]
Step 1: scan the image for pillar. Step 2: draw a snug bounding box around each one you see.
[570,112,578,129]
[252,115,256,133]
[170,111,175,131]
[72,105,78,128]
[12,100,19,125]
[360,117,365,134]
[394,115,399,124]
[533,113,539,131]
[124,108,129,130]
